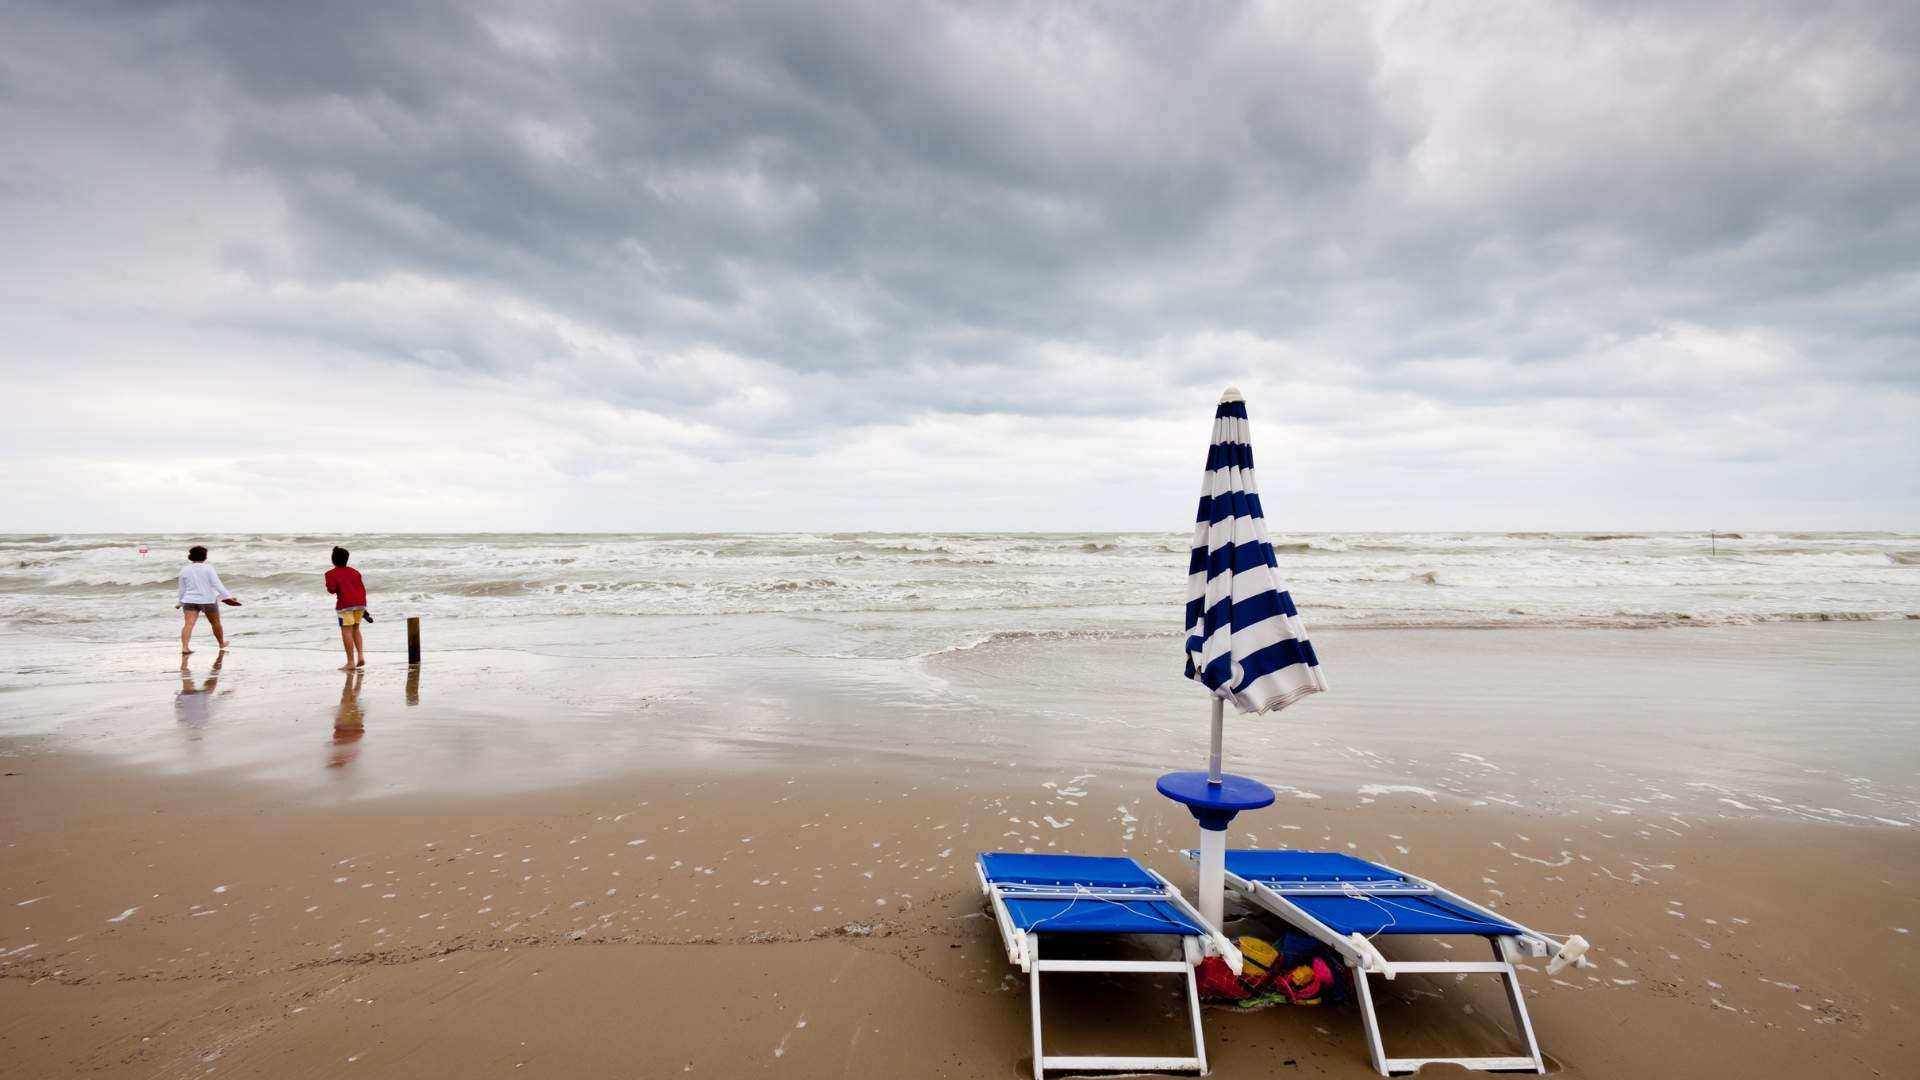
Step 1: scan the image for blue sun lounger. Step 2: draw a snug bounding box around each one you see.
[977,853,1241,1079]
[1190,849,1591,1077]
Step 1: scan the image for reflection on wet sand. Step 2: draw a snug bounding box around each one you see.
[406,663,420,706]
[174,652,224,735]
[329,668,365,770]
[5,623,1909,817]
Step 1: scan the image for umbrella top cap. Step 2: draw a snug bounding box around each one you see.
[1218,386,1244,404]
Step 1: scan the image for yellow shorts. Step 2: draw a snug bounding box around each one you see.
[337,610,364,627]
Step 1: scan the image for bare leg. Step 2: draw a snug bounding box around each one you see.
[205,608,226,650]
[351,624,365,667]
[339,623,356,670]
[181,609,199,654]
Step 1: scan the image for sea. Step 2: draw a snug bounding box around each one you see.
[3,531,1915,659]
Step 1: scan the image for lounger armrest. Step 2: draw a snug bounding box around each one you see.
[1214,934,1245,976]
[1147,869,1243,975]
[1546,934,1591,974]
[1346,932,1395,978]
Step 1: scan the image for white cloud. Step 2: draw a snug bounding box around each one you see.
[0,0,1915,531]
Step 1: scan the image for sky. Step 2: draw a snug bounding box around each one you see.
[2,1,1917,533]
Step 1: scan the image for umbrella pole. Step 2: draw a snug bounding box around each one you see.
[1158,696,1266,936]
[1200,696,1227,928]
[1198,824,1227,929]
[1207,697,1224,784]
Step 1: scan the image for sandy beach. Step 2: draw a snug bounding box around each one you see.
[3,620,1916,1079]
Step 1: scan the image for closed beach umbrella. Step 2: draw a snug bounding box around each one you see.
[1164,386,1327,928]
[1184,386,1326,723]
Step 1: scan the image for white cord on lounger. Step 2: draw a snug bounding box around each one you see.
[1344,885,1401,942]
[1021,884,1196,934]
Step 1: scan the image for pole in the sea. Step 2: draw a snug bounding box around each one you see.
[407,616,421,665]
[1711,530,1716,557]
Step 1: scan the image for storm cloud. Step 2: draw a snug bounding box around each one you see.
[3,0,1916,530]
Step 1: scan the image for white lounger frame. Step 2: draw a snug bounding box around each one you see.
[1190,852,1591,1077]
[977,861,1241,1079]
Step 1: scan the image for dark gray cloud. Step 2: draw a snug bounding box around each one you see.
[186,2,1404,374]
[1,0,1916,529]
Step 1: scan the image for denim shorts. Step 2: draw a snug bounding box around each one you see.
[182,602,218,615]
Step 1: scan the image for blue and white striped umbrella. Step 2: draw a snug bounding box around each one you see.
[1184,387,1327,715]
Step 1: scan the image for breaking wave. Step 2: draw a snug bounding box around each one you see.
[1,530,1915,648]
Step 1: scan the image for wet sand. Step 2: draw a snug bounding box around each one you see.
[3,624,1917,1077]
[4,623,1917,824]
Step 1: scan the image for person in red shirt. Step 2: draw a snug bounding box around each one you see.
[325,546,371,670]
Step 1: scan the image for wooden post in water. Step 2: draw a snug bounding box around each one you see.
[1711,530,1717,557]
[407,616,421,665]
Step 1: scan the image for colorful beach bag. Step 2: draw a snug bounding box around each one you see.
[1196,932,1343,1006]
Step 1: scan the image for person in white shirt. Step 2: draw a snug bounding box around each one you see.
[177,545,241,654]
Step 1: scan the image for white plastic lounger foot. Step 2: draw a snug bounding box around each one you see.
[1381,1056,1541,1074]
[1041,1057,1207,1073]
